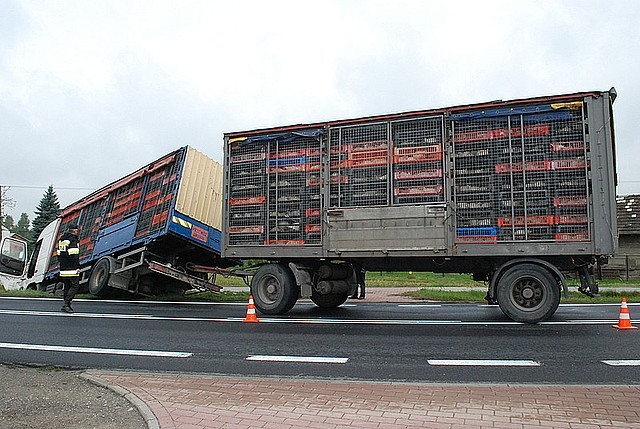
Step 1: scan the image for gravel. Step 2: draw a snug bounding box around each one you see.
[0,363,147,429]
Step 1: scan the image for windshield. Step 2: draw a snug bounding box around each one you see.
[0,237,27,276]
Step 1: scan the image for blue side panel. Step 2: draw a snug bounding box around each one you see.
[92,216,143,257]
[168,211,222,254]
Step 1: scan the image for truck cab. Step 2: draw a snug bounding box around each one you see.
[0,226,29,290]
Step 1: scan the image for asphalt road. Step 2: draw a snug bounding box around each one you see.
[1,296,639,385]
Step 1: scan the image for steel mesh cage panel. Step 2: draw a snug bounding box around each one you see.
[267,136,322,245]
[103,178,145,227]
[227,141,267,245]
[227,132,323,246]
[329,123,389,208]
[452,102,589,243]
[391,117,445,205]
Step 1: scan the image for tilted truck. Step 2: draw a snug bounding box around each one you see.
[223,88,618,323]
[0,226,29,291]
[24,146,226,296]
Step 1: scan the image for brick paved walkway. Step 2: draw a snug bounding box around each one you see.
[88,371,640,429]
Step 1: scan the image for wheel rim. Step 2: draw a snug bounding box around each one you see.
[510,276,545,310]
[255,274,282,306]
[89,266,107,294]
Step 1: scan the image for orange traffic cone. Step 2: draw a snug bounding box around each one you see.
[613,298,637,330]
[243,295,260,323]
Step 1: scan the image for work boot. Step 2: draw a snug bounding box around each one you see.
[61,304,74,313]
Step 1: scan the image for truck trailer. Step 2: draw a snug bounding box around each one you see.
[24,146,225,297]
[223,89,618,323]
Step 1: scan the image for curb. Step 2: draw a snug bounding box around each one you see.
[80,371,160,429]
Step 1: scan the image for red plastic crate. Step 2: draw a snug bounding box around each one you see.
[264,239,305,245]
[348,140,389,152]
[552,158,587,170]
[268,164,307,174]
[394,169,442,180]
[454,124,550,144]
[553,196,587,207]
[306,208,320,217]
[305,224,321,233]
[495,160,552,174]
[394,185,443,196]
[229,225,264,234]
[555,232,589,241]
[229,196,266,206]
[498,215,555,227]
[550,141,585,152]
[270,148,306,158]
[348,149,388,161]
[554,215,588,225]
[231,152,266,163]
[306,177,322,186]
[343,158,387,168]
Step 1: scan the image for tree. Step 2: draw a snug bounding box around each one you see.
[31,185,61,241]
[2,214,15,231]
[15,213,32,242]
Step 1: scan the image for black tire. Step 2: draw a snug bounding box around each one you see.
[88,258,113,297]
[496,263,561,323]
[250,264,299,315]
[310,293,350,308]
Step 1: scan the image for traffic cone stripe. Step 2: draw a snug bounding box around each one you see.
[613,298,637,330]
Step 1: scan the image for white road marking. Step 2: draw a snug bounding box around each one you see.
[427,359,541,367]
[246,355,348,364]
[0,342,192,357]
[398,304,443,308]
[602,360,640,366]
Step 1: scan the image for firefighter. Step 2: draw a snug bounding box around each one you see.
[58,225,80,313]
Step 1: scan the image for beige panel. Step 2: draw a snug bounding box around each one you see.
[176,146,223,230]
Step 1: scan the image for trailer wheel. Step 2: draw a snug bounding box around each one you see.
[88,258,113,297]
[496,264,560,323]
[250,264,299,315]
[310,293,350,308]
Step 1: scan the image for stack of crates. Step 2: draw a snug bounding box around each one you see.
[452,102,589,243]
[227,133,323,245]
[134,152,182,238]
[328,117,445,208]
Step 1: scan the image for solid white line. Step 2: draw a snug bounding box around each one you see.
[427,359,540,367]
[398,304,443,308]
[602,360,640,366]
[246,355,348,364]
[0,342,192,358]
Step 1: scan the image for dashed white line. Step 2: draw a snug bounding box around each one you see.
[246,355,349,364]
[0,342,192,358]
[602,360,640,366]
[427,359,541,367]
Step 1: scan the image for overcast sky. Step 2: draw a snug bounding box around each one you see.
[1,0,639,222]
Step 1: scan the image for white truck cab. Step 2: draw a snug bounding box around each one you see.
[0,226,29,290]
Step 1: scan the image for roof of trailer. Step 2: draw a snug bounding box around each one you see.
[224,90,607,138]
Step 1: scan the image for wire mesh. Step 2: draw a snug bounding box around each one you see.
[452,104,589,243]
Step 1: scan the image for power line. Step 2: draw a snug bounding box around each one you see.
[0,185,95,191]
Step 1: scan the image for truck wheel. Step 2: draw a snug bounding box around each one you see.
[496,264,560,323]
[88,258,113,297]
[311,293,350,308]
[250,264,299,315]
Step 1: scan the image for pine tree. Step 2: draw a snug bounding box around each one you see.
[15,213,32,242]
[31,185,61,241]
